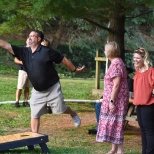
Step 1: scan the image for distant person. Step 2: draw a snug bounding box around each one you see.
[88,67,133,135]
[14,38,31,108]
[88,96,102,135]
[96,42,129,154]
[126,67,134,100]
[0,30,85,133]
[133,47,154,154]
[41,39,50,47]
[14,38,50,108]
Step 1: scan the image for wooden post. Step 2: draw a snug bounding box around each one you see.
[94,50,106,89]
[95,50,101,89]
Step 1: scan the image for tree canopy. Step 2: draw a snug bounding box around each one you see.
[0,0,153,59]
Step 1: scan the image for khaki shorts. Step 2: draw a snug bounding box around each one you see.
[30,82,67,118]
[17,70,31,89]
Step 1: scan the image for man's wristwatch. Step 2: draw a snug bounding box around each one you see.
[110,99,114,104]
[73,67,77,72]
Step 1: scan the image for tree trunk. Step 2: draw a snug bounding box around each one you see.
[107,9,125,61]
[51,19,65,50]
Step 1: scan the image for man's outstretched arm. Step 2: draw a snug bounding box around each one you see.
[62,57,85,73]
[0,40,14,55]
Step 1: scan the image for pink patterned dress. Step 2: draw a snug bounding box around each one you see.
[96,58,129,144]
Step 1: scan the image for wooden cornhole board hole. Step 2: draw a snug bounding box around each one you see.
[0,132,50,153]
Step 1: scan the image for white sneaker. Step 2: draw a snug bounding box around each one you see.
[72,115,81,127]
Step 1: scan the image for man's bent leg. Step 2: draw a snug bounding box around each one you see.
[64,107,81,127]
[64,107,76,117]
[31,117,40,133]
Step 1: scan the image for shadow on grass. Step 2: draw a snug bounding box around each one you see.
[0,146,93,154]
[0,146,141,154]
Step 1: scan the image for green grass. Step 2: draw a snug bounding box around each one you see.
[0,76,141,154]
[0,76,102,101]
[61,79,102,99]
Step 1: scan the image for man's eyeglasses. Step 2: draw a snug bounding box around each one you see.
[28,35,38,38]
[134,48,145,57]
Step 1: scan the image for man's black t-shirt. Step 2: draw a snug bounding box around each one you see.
[11,45,64,91]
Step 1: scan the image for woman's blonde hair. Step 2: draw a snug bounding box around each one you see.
[133,48,152,70]
[105,41,121,58]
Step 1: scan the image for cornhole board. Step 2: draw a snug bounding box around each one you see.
[0,132,50,153]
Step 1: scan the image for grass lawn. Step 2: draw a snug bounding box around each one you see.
[0,76,141,154]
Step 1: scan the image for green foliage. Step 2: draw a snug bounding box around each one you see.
[0,0,51,34]
[0,0,153,70]
[0,0,153,34]
[0,0,153,58]
[0,40,26,75]
[7,40,25,46]
[56,44,106,78]
[0,51,18,75]
[125,26,154,50]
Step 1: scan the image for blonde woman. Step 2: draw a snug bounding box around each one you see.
[96,42,129,154]
[133,48,154,154]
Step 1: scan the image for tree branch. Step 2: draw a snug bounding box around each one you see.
[126,10,153,18]
[83,18,113,33]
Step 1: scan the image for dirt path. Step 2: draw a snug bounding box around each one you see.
[38,112,141,150]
